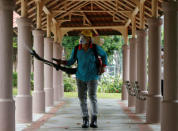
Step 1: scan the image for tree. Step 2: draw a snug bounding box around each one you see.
[62,35,124,61]
[62,36,79,59]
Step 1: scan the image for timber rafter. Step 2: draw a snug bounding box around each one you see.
[15,0,163,36]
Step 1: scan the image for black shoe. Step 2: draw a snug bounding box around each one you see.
[82,116,89,128]
[90,115,98,128]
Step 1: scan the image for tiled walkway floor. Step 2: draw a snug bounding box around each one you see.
[20,98,160,131]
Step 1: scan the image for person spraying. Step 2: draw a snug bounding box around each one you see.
[58,30,107,128]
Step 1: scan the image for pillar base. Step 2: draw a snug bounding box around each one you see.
[32,91,45,113]
[146,95,162,123]
[45,88,54,107]
[136,99,146,114]
[0,99,15,131]
[15,95,32,123]
[161,100,178,131]
[128,95,135,107]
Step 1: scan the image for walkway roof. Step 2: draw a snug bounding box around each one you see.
[15,0,163,37]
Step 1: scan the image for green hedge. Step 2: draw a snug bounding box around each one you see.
[12,72,122,93]
[63,74,77,92]
[13,72,34,89]
[97,75,122,93]
[13,72,17,87]
[63,74,122,93]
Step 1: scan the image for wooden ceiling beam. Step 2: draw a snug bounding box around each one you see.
[17,0,35,12]
[17,0,48,18]
[45,0,58,7]
[95,1,127,22]
[129,0,141,8]
[49,0,69,13]
[65,0,117,1]
[124,7,139,27]
[81,12,98,34]
[35,0,49,28]
[98,1,131,16]
[152,0,158,17]
[34,0,49,29]
[42,3,86,25]
[94,2,122,22]
[61,25,125,31]
[122,0,136,8]
[119,0,151,17]
[36,1,42,29]
[42,5,58,38]
[21,0,27,17]
[52,9,131,13]
[140,1,145,29]
[43,6,57,23]
[56,2,89,20]
[51,1,83,17]
[47,14,52,37]
[29,0,35,5]
[82,12,91,26]
[144,1,162,12]
[129,0,148,29]
[51,23,59,42]
[16,0,21,5]
[131,15,136,37]
[123,27,128,44]
[114,0,138,37]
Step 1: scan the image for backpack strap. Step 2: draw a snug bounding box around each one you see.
[92,44,104,75]
[73,44,79,59]
[92,44,98,59]
[74,44,99,62]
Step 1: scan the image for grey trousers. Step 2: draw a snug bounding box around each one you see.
[76,79,98,117]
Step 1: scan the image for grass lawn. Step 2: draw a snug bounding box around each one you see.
[13,88,17,96]
[13,88,121,99]
[13,88,32,96]
[64,92,121,99]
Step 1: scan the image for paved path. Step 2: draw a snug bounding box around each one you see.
[23,98,160,131]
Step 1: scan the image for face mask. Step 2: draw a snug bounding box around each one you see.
[79,35,87,44]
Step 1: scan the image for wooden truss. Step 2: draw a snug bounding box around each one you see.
[15,0,163,44]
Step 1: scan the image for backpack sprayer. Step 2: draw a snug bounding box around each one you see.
[30,49,77,75]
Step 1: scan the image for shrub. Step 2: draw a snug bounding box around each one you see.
[97,75,122,93]
[13,72,17,87]
[30,73,34,90]
[63,74,77,92]
[12,72,34,90]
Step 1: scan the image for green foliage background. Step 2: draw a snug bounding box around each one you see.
[63,73,122,93]
[62,35,124,61]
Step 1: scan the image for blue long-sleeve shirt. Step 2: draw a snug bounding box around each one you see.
[66,44,107,82]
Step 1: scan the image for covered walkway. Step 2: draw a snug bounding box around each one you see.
[19,98,160,131]
[0,0,178,131]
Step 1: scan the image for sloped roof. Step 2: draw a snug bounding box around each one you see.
[14,0,163,36]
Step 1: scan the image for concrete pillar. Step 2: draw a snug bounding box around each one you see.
[161,2,178,131]
[15,17,33,123]
[32,30,45,113]
[59,46,64,99]
[128,38,137,107]
[146,18,163,123]
[135,30,148,113]
[122,44,130,100]
[53,42,60,101]
[44,37,54,107]
[0,0,15,130]
[59,71,64,99]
